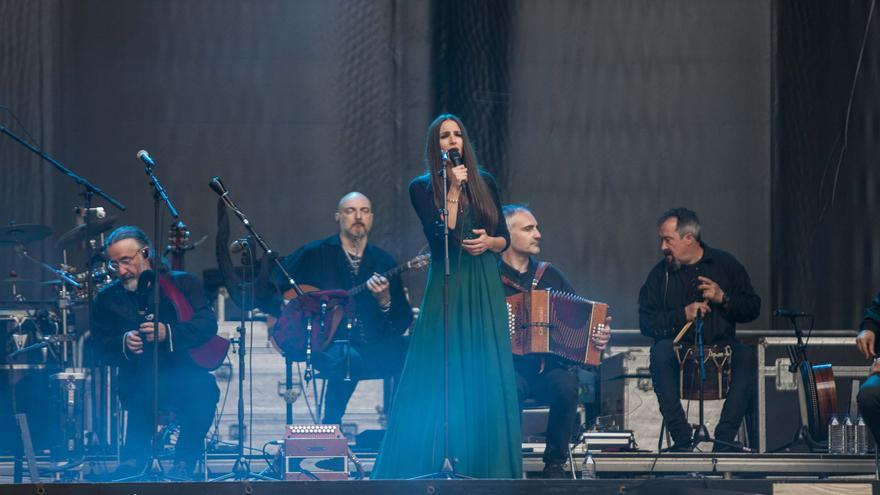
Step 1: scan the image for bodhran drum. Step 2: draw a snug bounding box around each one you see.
[674,344,732,401]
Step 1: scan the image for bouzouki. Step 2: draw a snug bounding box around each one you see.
[270,254,430,360]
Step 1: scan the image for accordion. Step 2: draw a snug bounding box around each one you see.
[506,289,608,366]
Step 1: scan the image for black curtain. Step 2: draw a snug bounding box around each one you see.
[10,0,878,331]
[774,0,880,329]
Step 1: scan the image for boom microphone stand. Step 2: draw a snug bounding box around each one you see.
[117,150,182,482]
[413,152,469,480]
[212,239,275,481]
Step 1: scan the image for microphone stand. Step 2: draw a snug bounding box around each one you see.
[117,155,181,482]
[413,155,469,480]
[770,313,822,452]
[689,309,742,452]
[209,177,305,429]
[211,240,275,481]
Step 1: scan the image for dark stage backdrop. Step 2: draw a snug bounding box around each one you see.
[775,0,880,330]
[19,0,880,332]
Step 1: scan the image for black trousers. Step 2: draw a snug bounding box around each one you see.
[121,368,219,468]
[313,335,408,425]
[858,373,880,444]
[650,339,757,446]
[514,357,579,464]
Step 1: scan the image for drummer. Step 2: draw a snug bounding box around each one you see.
[638,207,761,452]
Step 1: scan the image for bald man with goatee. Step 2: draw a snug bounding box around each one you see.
[269,192,412,425]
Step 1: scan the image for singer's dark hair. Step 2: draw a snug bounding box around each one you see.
[104,225,168,270]
[424,114,498,234]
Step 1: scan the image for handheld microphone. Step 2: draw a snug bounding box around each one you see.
[772,309,812,318]
[137,149,156,167]
[73,206,106,219]
[447,148,462,166]
[447,148,467,192]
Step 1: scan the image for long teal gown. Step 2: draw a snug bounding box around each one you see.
[371,173,522,479]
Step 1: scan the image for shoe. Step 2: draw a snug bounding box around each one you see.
[712,440,745,453]
[541,462,568,479]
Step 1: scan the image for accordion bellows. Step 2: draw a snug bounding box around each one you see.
[506,289,608,366]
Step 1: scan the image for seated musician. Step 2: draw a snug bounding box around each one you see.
[91,226,220,479]
[638,208,761,452]
[856,292,880,443]
[265,192,412,425]
[499,204,610,478]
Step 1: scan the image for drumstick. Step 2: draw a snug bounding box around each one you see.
[673,321,693,344]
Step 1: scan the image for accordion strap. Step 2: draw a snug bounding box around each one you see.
[532,261,551,289]
[501,261,553,293]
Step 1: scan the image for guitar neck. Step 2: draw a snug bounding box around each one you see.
[348,263,409,296]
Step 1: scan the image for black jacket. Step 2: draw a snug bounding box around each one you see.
[638,244,760,344]
[91,271,218,378]
[271,235,412,346]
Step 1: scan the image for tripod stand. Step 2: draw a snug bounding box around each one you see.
[687,309,744,452]
[212,239,275,481]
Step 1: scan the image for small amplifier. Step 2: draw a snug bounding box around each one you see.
[284,424,349,480]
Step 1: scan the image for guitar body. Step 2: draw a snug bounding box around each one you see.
[799,361,837,443]
[270,285,351,361]
[266,254,429,360]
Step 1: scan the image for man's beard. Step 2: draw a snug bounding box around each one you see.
[664,252,681,271]
[346,224,368,242]
[122,276,138,292]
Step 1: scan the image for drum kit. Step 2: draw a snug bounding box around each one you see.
[0,214,122,474]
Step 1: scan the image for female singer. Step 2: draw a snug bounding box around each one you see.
[371,114,522,479]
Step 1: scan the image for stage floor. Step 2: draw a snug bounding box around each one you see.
[1,451,877,485]
[0,478,877,495]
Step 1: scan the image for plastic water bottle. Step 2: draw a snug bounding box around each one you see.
[844,415,855,454]
[856,415,868,455]
[828,415,844,454]
[581,451,596,479]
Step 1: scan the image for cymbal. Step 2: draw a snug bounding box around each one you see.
[55,216,118,248]
[0,224,51,244]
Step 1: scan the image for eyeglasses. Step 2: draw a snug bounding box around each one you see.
[107,247,148,272]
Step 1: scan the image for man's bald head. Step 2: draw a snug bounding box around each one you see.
[335,191,373,242]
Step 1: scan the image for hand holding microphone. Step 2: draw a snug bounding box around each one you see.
[445,148,468,190]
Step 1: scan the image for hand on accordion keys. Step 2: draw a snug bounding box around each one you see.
[591,315,612,351]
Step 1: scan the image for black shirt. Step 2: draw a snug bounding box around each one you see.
[271,235,412,346]
[638,243,761,344]
[499,258,575,297]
